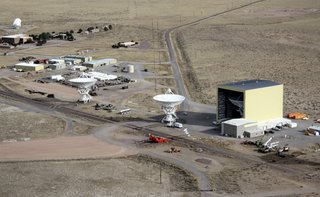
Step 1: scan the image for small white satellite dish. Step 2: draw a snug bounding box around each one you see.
[12,18,22,29]
[69,78,97,103]
[153,91,185,126]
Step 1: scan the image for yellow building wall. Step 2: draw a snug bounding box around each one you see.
[34,64,44,71]
[244,85,283,122]
[15,64,44,71]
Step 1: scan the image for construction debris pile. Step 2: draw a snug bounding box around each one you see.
[305,125,320,136]
[165,147,181,153]
[77,24,113,34]
[241,136,289,156]
[25,89,54,98]
[94,103,116,112]
[287,112,309,120]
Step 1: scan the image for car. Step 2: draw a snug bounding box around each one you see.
[272,127,281,131]
[167,122,183,128]
[173,122,183,128]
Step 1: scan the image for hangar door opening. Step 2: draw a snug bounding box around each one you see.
[217,88,244,121]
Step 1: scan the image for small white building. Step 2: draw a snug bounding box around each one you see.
[48,59,66,70]
[221,118,258,138]
[62,58,82,65]
[82,58,117,68]
[51,75,65,81]
[70,65,87,71]
[81,71,117,81]
[63,55,92,63]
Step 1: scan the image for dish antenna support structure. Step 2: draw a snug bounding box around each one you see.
[69,78,97,103]
[153,88,185,126]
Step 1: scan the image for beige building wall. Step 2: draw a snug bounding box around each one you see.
[15,64,44,71]
[244,85,283,122]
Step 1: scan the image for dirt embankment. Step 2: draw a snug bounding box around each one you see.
[174,31,205,103]
[0,155,200,197]
[129,154,199,193]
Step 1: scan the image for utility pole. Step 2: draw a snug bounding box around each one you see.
[152,19,157,91]
[159,165,162,184]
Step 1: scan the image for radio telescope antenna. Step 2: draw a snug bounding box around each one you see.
[69,77,97,103]
[153,89,185,126]
[229,95,243,116]
[12,18,22,29]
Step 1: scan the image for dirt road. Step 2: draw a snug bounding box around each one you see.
[0,135,127,161]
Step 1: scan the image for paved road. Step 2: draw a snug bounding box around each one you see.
[164,0,268,112]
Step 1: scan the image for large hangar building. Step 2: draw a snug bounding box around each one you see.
[217,80,287,138]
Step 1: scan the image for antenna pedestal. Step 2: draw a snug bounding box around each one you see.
[161,105,178,126]
[78,88,92,103]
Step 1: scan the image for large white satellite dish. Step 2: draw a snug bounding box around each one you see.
[69,77,97,103]
[153,90,185,126]
[12,18,22,29]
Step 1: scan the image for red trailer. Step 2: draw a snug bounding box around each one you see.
[149,133,169,143]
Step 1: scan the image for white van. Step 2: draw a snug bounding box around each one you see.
[173,122,183,128]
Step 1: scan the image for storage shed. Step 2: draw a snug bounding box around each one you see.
[1,34,33,45]
[48,59,66,70]
[63,55,92,63]
[15,62,44,71]
[82,58,117,68]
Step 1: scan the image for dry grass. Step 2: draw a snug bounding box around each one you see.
[174,0,320,117]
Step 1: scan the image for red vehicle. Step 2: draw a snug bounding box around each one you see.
[149,133,169,143]
[34,59,49,64]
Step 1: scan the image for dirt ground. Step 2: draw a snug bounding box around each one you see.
[0,155,199,197]
[0,102,65,141]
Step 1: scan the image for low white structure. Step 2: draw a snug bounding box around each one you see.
[82,58,117,68]
[256,118,292,131]
[221,118,258,138]
[63,55,92,63]
[80,71,117,81]
[63,58,82,65]
[1,34,33,45]
[222,117,292,138]
[70,65,87,71]
[48,59,66,70]
[51,75,65,81]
